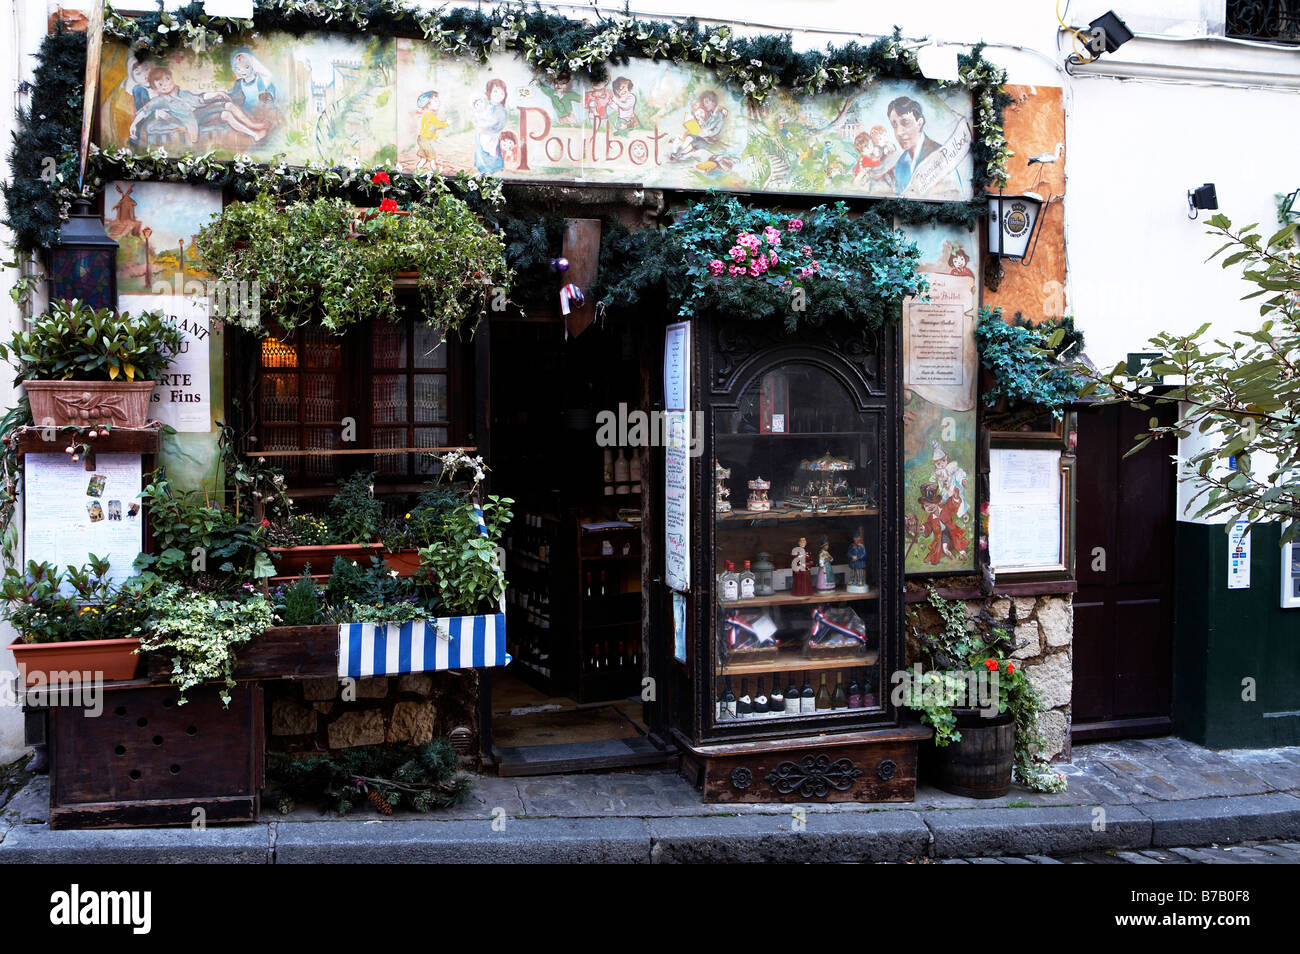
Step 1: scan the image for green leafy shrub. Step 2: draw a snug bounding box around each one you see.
[0,555,155,643]
[0,298,184,383]
[418,495,512,616]
[280,568,321,627]
[134,473,276,586]
[327,471,384,544]
[975,307,1085,417]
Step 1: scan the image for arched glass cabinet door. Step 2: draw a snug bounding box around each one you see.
[710,363,883,727]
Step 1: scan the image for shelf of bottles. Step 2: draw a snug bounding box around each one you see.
[578,521,642,700]
[712,366,884,727]
[504,511,560,685]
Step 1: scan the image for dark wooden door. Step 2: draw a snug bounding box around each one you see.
[1072,403,1176,741]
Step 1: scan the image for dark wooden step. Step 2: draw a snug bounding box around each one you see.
[493,736,670,777]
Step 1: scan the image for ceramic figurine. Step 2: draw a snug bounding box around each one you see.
[791,536,813,596]
[847,528,869,594]
[815,537,836,591]
[714,460,732,513]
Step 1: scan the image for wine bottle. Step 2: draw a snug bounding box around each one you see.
[585,571,593,599]
[754,678,769,717]
[600,570,608,598]
[848,670,864,709]
[833,671,848,709]
[785,674,800,715]
[815,672,832,710]
[617,640,626,670]
[800,671,815,714]
[737,678,752,717]
[768,672,785,715]
[716,680,732,721]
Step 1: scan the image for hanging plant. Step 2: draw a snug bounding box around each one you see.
[193,179,510,336]
[629,192,926,331]
[975,307,1086,418]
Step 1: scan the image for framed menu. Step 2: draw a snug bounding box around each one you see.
[988,447,1067,573]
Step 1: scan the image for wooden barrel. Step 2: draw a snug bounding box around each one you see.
[929,708,1015,798]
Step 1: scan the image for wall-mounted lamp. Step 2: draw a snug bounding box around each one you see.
[1284,189,1300,220]
[987,191,1046,265]
[1187,183,1218,220]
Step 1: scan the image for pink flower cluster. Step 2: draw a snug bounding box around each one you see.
[709,220,811,282]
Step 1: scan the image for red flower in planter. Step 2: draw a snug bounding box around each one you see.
[371,171,391,185]
[259,518,270,529]
[984,658,998,671]
[378,198,399,213]
[1006,662,1016,674]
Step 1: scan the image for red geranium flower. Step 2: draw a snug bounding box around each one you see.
[1006,662,1016,674]
[371,171,391,185]
[378,198,399,213]
[984,658,998,671]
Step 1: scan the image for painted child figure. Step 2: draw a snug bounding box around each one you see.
[815,537,837,591]
[847,529,869,593]
[414,90,450,172]
[791,536,813,596]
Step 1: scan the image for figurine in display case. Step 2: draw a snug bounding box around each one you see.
[791,536,813,596]
[714,461,732,513]
[847,528,869,594]
[815,537,836,591]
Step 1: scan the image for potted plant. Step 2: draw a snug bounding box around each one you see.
[905,588,1066,796]
[417,493,513,617]
[140,582,276,706]
[0,299,184,428]
[267,471,386,576]
[1,556,155,685]
[379,451,484,577]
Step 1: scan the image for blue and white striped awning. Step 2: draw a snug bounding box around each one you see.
[337,615,511,678]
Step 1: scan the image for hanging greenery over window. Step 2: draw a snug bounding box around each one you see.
[975,307,1086,417]
[193,183,510,335]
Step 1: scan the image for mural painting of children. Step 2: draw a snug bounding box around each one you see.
[584,79,613,135]
[414,89,450,172]
[471,78,509,175]
[537,73,581,120]
[667,90,731,170]
[918,482,968,565]
[851,130,883,183]
[499,131,520,170]
[611,76,639,133]
[948,248,975,278]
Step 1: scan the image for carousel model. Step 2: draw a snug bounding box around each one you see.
[746,477,771,512]
[714,460,732,513]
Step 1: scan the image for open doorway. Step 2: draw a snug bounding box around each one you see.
[486,314,667,775]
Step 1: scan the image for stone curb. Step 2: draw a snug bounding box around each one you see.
[1136,793,1300,847]
[922,805,1151,858]
[6,794,1300,863]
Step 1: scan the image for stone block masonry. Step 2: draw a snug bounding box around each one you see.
[264,669,479,764]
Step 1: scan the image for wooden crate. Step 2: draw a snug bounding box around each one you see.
[49,683,263,829]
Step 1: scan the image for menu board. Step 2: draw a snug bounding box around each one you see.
[120,294,212,432]
[664,322,691,592]
[24,453,144,587]
[988,448,1063,571]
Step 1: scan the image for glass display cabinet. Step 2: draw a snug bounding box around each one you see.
[671,318,927,802]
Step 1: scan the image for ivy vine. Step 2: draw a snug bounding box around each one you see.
[975,307,1086,418]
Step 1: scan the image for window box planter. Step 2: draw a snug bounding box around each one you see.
[8,635,142,687]
[382,547,422,577]
[268,542,386,576]
[23,380,156,428]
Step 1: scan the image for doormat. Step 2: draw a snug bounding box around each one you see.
[493,704,642,748]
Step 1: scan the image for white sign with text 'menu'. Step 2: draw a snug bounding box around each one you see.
[119,294,211,432]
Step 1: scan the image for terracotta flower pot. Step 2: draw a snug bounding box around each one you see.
[23,379,155,428]
[382,547,423,577]
[269,542,386,576]
[8,636,141,686]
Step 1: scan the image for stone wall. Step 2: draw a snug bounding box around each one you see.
[906,593,1074,762]
[265,670,480,765]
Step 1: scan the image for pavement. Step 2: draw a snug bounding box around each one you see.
[2,736,1299,863]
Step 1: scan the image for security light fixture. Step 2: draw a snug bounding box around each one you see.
[1087,11,1133,54]
[1187,183,1218,220]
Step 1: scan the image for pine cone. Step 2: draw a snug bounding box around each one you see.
[366,786,393,815]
